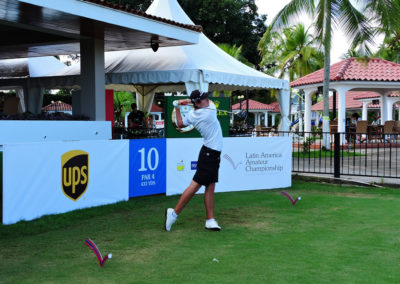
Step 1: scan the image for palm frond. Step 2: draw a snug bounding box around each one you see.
[270,0,315,30]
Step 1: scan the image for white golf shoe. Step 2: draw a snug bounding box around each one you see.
[165,208,177,231]
[205,219,221,231]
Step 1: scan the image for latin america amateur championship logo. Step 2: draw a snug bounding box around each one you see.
[61,150,89,201]
[223,153,242,170]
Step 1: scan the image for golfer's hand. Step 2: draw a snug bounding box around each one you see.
[180,99,191,105]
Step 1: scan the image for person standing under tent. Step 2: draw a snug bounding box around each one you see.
[165,90,223,231]
[127,103,147,129]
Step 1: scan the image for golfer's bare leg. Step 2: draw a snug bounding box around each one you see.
[204,183,216,220]
[174,180,202,214]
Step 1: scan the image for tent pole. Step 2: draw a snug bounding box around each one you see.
[246,90,249,126]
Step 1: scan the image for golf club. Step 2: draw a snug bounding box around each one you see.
[202,108,248,120]
[175,102,247,120]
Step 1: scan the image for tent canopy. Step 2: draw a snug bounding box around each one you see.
[45,0,288,93]
[0,57,66,79]
[41,0,290,129]
[1,0,290,130]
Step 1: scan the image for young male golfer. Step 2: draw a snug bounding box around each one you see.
[165,90,223,231]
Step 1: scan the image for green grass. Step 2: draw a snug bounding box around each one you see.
[2,180,400,283]
[293,150,363,158]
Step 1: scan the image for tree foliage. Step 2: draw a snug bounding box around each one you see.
[106,0,267,65]
[178,0,266,65]
[105,0,152,11]
[269,0,400,146]
[258,23,323,80]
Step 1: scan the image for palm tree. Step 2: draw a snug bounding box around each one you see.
[259,23,324,130]
[113,91,135,127]
[268,0,400,147]
[374,29,400,63]
[259,23,323,80]
[218,43,252,67]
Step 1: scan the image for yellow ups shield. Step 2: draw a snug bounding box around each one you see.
[61,150,89,201]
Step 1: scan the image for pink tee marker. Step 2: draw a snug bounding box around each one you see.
[280,191,301,205]
[85,239,112,267]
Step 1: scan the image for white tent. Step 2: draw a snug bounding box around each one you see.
[44,0,291,130]
[0,56,66,79]
[0,56,66,113]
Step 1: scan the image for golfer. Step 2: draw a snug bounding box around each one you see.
[165,90,223,231]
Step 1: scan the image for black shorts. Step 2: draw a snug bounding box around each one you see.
[193,145,221,187]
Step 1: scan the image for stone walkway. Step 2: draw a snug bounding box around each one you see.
[294,172,400,188]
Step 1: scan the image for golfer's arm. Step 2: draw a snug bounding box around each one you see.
[175,107,185,128]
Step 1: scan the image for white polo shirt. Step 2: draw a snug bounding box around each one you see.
[182,101,223,151]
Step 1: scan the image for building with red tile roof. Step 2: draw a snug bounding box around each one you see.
[42,101,72,112]
[311,91,380,111]
[289,58,400,137]
[291,58,400,88]
[42,101,73,114]
[231,99,281,127]
[232,99,274,110]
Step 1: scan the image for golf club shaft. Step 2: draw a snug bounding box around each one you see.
[177,102,246,115]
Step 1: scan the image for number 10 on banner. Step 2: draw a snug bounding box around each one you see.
[129,139,166,197]
[138,147,159,171]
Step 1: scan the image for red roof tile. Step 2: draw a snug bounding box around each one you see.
[151,104,163,112]
[311,91,381,111]
[353,91,400,100]
[232,99,275,111]
[82,0,202,33]
[42,101,72,111]
[291,58,400,87]
[267,102,280,113]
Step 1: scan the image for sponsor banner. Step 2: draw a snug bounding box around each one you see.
[0,121,111,144]
[166,137,292,195]
[2,140,129,225]
[129,139,166,197]
[165,97,230,138]
[155,120,164,129]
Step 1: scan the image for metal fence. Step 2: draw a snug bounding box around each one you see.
[112,127,164,139]
[291,131,400,178]
[112,126,400,179]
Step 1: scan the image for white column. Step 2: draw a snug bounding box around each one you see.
[304,89,313,132]
[26,87,44,114]
[15,87,26,113]
[380,94,387,124]
[386,97,397,121]
[398,106,400,121]
[264,112,269,127]
[334,86,352,145]
[272,114,276,127]
[362,101,369,120]
[80,38,105,120]
[336,86,351,133]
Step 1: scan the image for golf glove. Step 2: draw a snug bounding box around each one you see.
[173,100,179,107]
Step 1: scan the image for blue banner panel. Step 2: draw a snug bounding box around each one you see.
[129,139,166,197]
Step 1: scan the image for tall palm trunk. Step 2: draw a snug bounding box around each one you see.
[322,1,332,149]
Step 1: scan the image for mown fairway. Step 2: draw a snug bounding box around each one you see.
[2,180,400,283]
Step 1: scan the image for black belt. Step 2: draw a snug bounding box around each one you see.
[202,145,221,155]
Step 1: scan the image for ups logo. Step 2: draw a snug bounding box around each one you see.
[61,150,89,201]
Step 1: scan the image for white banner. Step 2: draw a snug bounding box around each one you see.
[166,137,292,195]
[3,140,129,225]
[0,121,111,144]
